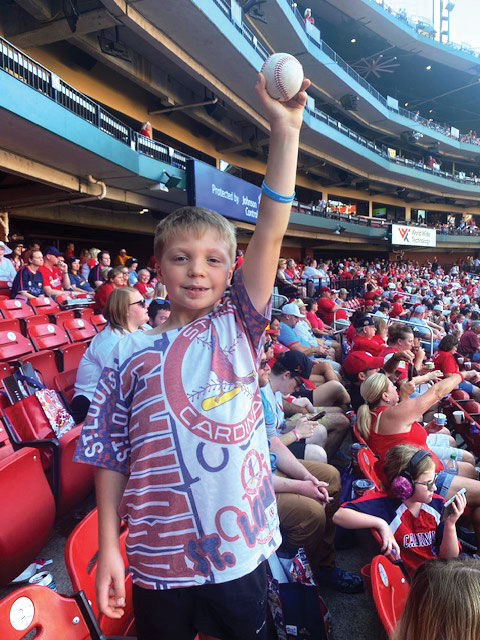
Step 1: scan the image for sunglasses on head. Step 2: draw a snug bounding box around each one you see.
[130,299,146,308]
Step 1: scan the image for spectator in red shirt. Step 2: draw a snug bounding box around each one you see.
[317,286,341,326]
[134,269,155,300]
[351,314,385,356]
[434,334,480,399]
[94,267,125,313]
[389,294,408,319]
[64,242,75,259]
[38,245,70,297]
[458,321,480,361]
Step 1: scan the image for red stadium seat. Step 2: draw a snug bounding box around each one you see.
[0,585,98,639]
[27,322,70,351]
[50,309,76,329]
[0,297,34,320]
[0,318,20,334]
[21,314,57,338]
[370,555,410,637]
[18,349,60,390]
[357,446,383,490]
[57,341,88,372]
[0,362,14,382]
[65,507,135,637]
[63,318,97,342]
[0,330,33,362]
[54,369,77,406]
[0,280,11,297]
[0,423,55,585]
[29,295,59,316]
[75,307,94,322]
[90,313,107,332]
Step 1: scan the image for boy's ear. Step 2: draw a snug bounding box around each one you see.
[358,371,367,382]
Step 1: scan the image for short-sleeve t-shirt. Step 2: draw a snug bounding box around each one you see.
[74,269,281,590]
[38,265,63,291]
[433,350,459,375]
[342,490,447,577]
[279,322,303,348]
[260,384,285,437]
[10,267,44,298]
[316,297,335,325]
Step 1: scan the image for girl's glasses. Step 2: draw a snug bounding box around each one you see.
[415,475,437,490]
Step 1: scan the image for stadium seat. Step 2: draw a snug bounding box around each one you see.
[0,298,34,321]
[0,317,20,333]
[357,446,383,489]
[50,309,76,328]
[0,422,55,585]
[90,313,107,332]
[65,507,136,637]
[56,341,88,372]
[0,362,14,382]
[54,369,77,406]
[0,329,34,362]
[0,280,10,297]
[370,555,410,637]
[63,317,97,342]
[27,322,70,351]
[29,295,59,316]
[0,585,102,639]
[22,313,58,338]
[18,349,59,390]
[75,307,94,322]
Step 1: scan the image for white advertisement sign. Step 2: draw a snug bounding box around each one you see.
[391,224,436,248]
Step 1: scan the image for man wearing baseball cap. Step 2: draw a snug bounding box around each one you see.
[343,350,385,412]
[278,303,328,360]
[0,241,16,286]
[351,314,384,356]
[410,304,444,352]
[39,245,71,297]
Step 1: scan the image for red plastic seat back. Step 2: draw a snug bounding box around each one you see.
[90,313,107,332]
[29,295,59,316]
[63,318,97,342]
[65,507,133,636]
[75,307,94,322]
[28,323,69,351]
[20,350,59,389]
[0,318,20,334]
[0,281,10,297]
[54,369,77,404]
[51,309,76,328]
[0,585,92,639]
[357,447,382,489]
[0,298,34,320]
[57,341,88,372]
[0,330,33,362]
[370,555,410,637]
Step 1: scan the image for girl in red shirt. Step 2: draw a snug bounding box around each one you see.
[434,334,480,399]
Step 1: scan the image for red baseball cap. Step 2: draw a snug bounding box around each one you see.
[343,351,384,376]
[319,286,331,294]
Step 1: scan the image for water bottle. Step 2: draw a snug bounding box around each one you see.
[470,421,480,436]
[444,452,458,475]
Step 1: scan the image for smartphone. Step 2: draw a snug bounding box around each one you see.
[310,411,326,422]
[407,362,414,381]
[442,487,467,520]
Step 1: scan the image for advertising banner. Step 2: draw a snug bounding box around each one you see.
[187,159,261,224]
[391,224,436,248]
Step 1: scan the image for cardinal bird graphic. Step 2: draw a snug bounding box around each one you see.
[201,324,256,411]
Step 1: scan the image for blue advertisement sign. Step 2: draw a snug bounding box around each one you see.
[187,159,261,224]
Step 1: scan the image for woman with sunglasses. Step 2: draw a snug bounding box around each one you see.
[333,444,465,578]
[70,287,148,423]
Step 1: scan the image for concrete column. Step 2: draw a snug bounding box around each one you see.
[405,206,411,222]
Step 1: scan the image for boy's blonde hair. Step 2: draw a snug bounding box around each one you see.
[154,207,237,265]
[383,444,434,488]
[393,558,480,640]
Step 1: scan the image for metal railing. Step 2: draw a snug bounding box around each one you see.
[0,35,188,172]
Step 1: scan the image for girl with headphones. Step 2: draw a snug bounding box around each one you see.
[333,444,466,577]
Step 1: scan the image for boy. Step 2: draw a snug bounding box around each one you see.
[74,73,313,640]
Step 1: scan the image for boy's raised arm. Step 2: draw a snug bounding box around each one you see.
[242,73,310,313]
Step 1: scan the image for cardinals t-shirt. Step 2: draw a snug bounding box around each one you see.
[38,265,63,290]
[74,268,281,590]
[317,297,335,325]
[342,490,447,577]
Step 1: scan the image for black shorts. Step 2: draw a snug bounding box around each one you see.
[132,562,268,640]
[287,440,307,459]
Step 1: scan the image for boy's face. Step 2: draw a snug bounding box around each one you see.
[157,229,233,314]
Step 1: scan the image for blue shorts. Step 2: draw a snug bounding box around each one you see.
[459,380,475,395]
[435,470,455,498]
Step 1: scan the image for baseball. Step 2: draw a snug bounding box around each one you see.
[261,53,304,102]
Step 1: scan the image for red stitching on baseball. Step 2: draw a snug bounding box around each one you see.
[274,55,291,101]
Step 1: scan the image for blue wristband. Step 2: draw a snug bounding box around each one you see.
[261,180,295,203]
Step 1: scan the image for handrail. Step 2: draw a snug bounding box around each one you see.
[0,35,188,172]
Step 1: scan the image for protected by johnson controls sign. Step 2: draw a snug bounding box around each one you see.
[391,224,436,248]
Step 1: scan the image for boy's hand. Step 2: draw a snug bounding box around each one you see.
[255,72,311,132]
[96,547,126,619]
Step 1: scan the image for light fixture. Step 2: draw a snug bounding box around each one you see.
[350,38,356,43]
[428,109,433,113]
[139,208,149,214]
[404,102,409,106]
[426,65,432,70]
[149,182,169,192]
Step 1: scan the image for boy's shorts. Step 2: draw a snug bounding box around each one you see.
[132,562,268,640]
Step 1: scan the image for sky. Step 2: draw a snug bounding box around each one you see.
[385,0,480,49]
